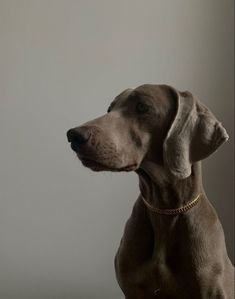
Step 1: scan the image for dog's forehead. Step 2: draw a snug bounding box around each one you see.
[109,88,134,108]
[113,85,167,106]
[115,88,133,101]
[135,84,168,99]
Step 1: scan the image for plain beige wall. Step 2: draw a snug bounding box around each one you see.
[0,1,234,298]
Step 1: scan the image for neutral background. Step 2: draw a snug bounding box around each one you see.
[0,1,234,298]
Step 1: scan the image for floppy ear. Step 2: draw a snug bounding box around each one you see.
[163,88,229,179]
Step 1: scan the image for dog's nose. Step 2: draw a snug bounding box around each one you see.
[67,127,91,147]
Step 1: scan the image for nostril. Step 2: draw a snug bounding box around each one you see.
[74,131,90,145]
[66,129,74,142]
[67,127,91,146]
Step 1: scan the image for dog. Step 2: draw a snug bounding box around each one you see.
[67,84,234,299]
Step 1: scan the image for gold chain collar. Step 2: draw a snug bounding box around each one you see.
[142,193,202,216]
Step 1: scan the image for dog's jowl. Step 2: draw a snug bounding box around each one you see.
[67,84,234,299]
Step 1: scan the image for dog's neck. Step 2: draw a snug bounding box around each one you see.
[136,161,203,210]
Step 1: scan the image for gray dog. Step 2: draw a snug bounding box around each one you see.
[67,84,234,299]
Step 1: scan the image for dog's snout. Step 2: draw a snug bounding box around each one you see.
[67,127,91,149]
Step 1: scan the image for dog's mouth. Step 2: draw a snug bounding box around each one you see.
[79,156,137,172]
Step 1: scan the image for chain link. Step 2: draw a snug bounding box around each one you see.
[142,193,201,215]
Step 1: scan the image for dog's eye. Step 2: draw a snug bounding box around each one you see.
[136,102,149,113]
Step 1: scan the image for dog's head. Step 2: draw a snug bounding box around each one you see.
[67,84,228,178]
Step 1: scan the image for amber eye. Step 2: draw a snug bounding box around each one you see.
[136,102,149,113]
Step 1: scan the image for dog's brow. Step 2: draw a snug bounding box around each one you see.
[132,90,153,100]
[107,98,118,112]
[111,98,119,107]
[117,88,133,98]
[129,91,155,107]
[108,92,126,110]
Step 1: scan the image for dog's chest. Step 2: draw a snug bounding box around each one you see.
[115,245,181,298]
[115,200,184,297]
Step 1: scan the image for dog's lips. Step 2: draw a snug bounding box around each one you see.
[79,156,137,172]
[80,157,105,170]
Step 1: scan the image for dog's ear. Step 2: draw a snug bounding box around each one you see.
[163,88,229,179]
